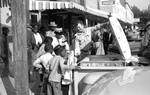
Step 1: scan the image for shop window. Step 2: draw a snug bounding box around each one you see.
[30,13,38,25]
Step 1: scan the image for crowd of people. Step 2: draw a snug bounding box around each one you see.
[25,20,111,95]
[3,19,150,95]
[27,21,76,95]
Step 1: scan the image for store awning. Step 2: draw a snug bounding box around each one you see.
[29,1,85,11]
[0,0,11,7]
[29,1,109,19]
[86,7,109,19]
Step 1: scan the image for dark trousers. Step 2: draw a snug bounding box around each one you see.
[0,56,9,76]
[103,43,109,55]
[62,85,69,95]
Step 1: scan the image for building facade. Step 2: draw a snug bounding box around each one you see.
[29,0,110,45]
[98,0,134,24]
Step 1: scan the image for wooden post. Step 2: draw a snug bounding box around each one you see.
[85,16,89,27]
[38,11,42,25]
[26,0,30,24]
[0,7,1,33]
[68,14,72,45]
[11,0,29,95]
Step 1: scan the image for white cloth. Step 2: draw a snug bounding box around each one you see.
[33,33,42,45]
[75,28,91,56]
[52,36,70,52]
[96,41,105,55]
[51,37,59,48]
[58,37,70,52]
[33,53,53,70]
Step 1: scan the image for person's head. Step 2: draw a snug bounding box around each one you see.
[48,21,57,31]
[39,26,47,37]
[33,24,39,33]
[54,45,66,57]
[55,28,63,39]
[43,37,53,44]
[2,27,9,36]
[44,44,53,54]
[76,20,85,33]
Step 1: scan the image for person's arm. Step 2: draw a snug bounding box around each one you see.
[33,57,42,68]
[60,57,76,71]
[90,22,109,32]
[74,37,81,56]
[36,44,45,58]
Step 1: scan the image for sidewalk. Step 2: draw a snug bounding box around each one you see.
[0,62,42,95]
[0,63,16,95]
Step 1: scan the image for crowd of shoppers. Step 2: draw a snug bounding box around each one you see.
[25,20,112,95]
[5,18,148,95]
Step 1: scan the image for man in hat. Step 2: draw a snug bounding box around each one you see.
[73,20,109,62]
[139,21,150,59]
[45,21,60,48]
[55,28,70,53]
[46,21,57,37]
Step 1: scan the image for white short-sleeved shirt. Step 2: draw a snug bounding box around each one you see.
[33,53,53,70]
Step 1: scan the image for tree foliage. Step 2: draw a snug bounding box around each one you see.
[131,6,150,27]
[131,6,141,18]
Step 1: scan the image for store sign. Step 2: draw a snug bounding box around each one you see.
[0,7,11,27]
[102,0,115,5]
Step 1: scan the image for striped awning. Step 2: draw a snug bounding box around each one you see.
[0,0,11,7]
[86,7,109,18]
[29,1,85,11]
[29,1,109,19]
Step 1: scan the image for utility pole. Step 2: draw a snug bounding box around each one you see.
[11,0,29,95]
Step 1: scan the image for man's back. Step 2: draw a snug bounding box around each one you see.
[48,56,65,82]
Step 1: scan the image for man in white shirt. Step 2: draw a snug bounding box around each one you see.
[74,20,109,62]
[33,24,44,47]
[33,44,53,71]
[33,44,53,95]
[55,28,70,53]
[45,21,59,48]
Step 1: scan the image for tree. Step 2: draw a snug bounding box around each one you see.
[131,6,141,18]
[131,5,150,28]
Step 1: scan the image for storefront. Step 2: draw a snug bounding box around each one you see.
[29,0,109,44]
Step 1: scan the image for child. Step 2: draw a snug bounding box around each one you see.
[47,45,77,95]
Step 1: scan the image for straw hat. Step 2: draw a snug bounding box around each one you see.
[48,21,57,27]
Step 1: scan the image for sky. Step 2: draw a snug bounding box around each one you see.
[127,0,150,10]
